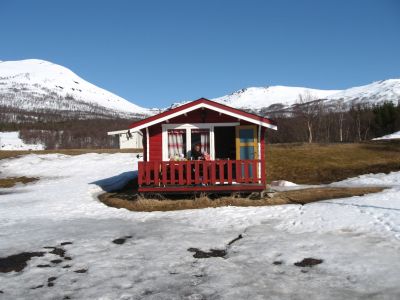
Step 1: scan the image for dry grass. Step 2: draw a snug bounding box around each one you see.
[0,148,142,161]
[0,176,39,188]
[266,141,400,184]
[99,187,383,212]
[3,141,399,185]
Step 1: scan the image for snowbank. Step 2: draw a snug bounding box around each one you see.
[331,171,400,187]
[372,130,400,140]
[271,180,298,187]
[0,131,44,150]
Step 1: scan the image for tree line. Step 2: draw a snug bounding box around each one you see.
[17,118,133,149]
[266,96,400,143]
[2,92,400,149]
[0,106,139,149]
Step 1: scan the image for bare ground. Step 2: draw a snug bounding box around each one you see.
[0,176,39,188]
[99,186,384,212]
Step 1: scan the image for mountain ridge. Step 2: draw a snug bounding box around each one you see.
[1,59,399,118]
[0,59,150,119]
[210,79,400,113]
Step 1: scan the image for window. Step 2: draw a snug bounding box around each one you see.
[167,129,186,159]
[163,123,239,161]
[191,129,210,154]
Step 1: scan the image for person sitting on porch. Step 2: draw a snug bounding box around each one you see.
[190,143,204,160]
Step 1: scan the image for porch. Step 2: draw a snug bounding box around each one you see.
[138,159,266,193]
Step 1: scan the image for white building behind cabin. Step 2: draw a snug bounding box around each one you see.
[107,129,143,149]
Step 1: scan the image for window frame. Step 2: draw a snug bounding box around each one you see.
[161,123,239,161]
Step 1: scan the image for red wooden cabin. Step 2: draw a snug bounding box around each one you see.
[129,98,277,193]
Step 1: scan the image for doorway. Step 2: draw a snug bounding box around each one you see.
[214,126,236,160]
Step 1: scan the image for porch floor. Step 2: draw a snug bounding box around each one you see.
[138,183,265,193]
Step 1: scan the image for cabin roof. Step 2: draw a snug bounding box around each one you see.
[128,98,277,131]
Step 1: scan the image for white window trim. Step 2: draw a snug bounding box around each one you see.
[146,127,149,161]
[162,123,239,161]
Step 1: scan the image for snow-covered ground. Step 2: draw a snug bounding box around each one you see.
[372,130,400,141]
[0,131,44,150]
[1,153,400,299]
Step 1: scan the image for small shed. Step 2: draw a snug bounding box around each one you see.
[107,129,143,149]
[128,98,277,193]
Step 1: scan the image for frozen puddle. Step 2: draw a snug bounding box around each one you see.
[0,153,400,299]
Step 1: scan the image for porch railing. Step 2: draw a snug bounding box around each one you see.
[138,159,266,187]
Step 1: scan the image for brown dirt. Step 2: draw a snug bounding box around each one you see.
[0,176,39,188]
[99,186,384,212]
[112,236,133,245]
[0,252,45,273]
[294,258,324,267]
[187,248,227,259]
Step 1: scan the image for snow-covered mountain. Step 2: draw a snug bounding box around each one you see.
[213,86,340,111]
[212,79,400,113]
[0,59,150,119]
[326,79,400,105]
[1,59,399,119]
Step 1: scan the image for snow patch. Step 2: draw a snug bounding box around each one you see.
[0,131,44,150]
[271,180,298,187]
[372,130,400,140]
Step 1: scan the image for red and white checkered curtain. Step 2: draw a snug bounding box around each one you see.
[192,129,210,154]
[168,130,185,158]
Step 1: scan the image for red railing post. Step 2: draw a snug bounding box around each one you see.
[154,161,159,185]
[138,162,143,186]
[194,161,200,184]
[236,160,242,183]
[202,161,208,184]
[186,161,192,185]
[218,160,225,184]
[227,160,233,184]
[145,162,151,185]
[178,162,184,185]
[243,161,249,183]
[170,162,175,185]
[261,159,266,184]
[252,160,258,183]
[210,161,216,185]
[162,162,168,186]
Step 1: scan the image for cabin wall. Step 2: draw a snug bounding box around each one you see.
[149,125,163,161]
[142,125,162,161]
[145,108,268,162]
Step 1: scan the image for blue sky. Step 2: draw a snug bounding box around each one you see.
[1,0,399,108]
